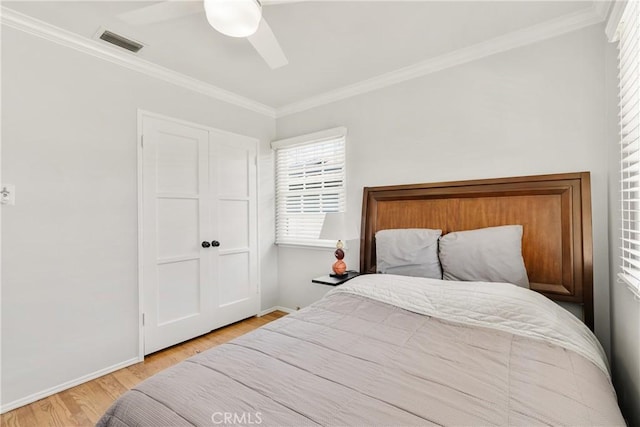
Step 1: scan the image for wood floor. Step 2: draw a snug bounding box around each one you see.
[0,311,287,427]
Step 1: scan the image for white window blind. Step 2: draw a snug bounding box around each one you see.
[273,128,346,246]
[618,0,640,298]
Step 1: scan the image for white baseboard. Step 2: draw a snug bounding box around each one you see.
[0,356,141,414]
[258,306,296,316]
[1,307,294,414]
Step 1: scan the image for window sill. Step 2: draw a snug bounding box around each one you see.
[277,242,337,251]
[617,273,640,300]
[277,240,356,251]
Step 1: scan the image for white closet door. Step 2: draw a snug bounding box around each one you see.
[142,117,213,355]
[209,129,259,326]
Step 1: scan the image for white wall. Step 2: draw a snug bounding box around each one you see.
[605,36,640,426]
[0,27,276,408]
[276,25,612,356]
[3,15,632,421]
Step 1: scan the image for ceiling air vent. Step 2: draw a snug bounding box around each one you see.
[99,30,144,53]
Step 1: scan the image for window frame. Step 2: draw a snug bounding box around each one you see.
[271,127,347,248]
[615,0,640,299]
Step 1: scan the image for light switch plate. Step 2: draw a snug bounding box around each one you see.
[1,184,15,205]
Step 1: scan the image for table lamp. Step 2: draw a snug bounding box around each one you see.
[319,213,358,277]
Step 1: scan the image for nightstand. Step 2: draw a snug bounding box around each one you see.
[311,270,360,286]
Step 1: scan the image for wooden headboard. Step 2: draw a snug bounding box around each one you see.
[359,172,594,329]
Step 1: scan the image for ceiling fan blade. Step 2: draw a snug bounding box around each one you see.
[247,18,288,69]
[117,1,203,26]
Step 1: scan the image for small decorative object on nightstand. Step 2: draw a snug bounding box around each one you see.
[319,212,358,278]
[312,270,360,286]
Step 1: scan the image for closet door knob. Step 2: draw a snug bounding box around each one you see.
[211,240,220,247]
[201,241,211,248]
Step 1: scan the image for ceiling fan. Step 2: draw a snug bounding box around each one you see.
[117,0,300,69]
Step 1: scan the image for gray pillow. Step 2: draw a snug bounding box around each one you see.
[376,228,442,279]
[438,225,529,288]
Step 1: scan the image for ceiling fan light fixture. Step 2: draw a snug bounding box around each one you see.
[204,0,262,38]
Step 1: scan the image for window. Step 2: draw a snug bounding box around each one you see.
[617,1,640,298]
[272,127,346,246]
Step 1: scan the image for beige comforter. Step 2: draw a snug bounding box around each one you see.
[97,275,624,426]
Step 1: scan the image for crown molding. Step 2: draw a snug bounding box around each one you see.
[605,1,627,42]
[0,7,276,118]
[275,4,607,118]
[1,4,610,121]
[593,0,613,21]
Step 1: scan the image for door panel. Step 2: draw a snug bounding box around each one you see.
[218,143,249,197]
[218,252,251,306]
[157,259,201,325]
[210,130,258,326]
[156,132,200,195]
[219,200,249,248]
[156,198,200,259]
[142,116,212,355]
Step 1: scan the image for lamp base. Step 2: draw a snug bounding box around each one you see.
[332,258,347,276]
[329,272,349,279]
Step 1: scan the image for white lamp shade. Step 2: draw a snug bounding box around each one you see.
[319,213,359,241]
[204,0,262,38]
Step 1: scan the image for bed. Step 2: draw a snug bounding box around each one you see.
[98,172,624,427]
